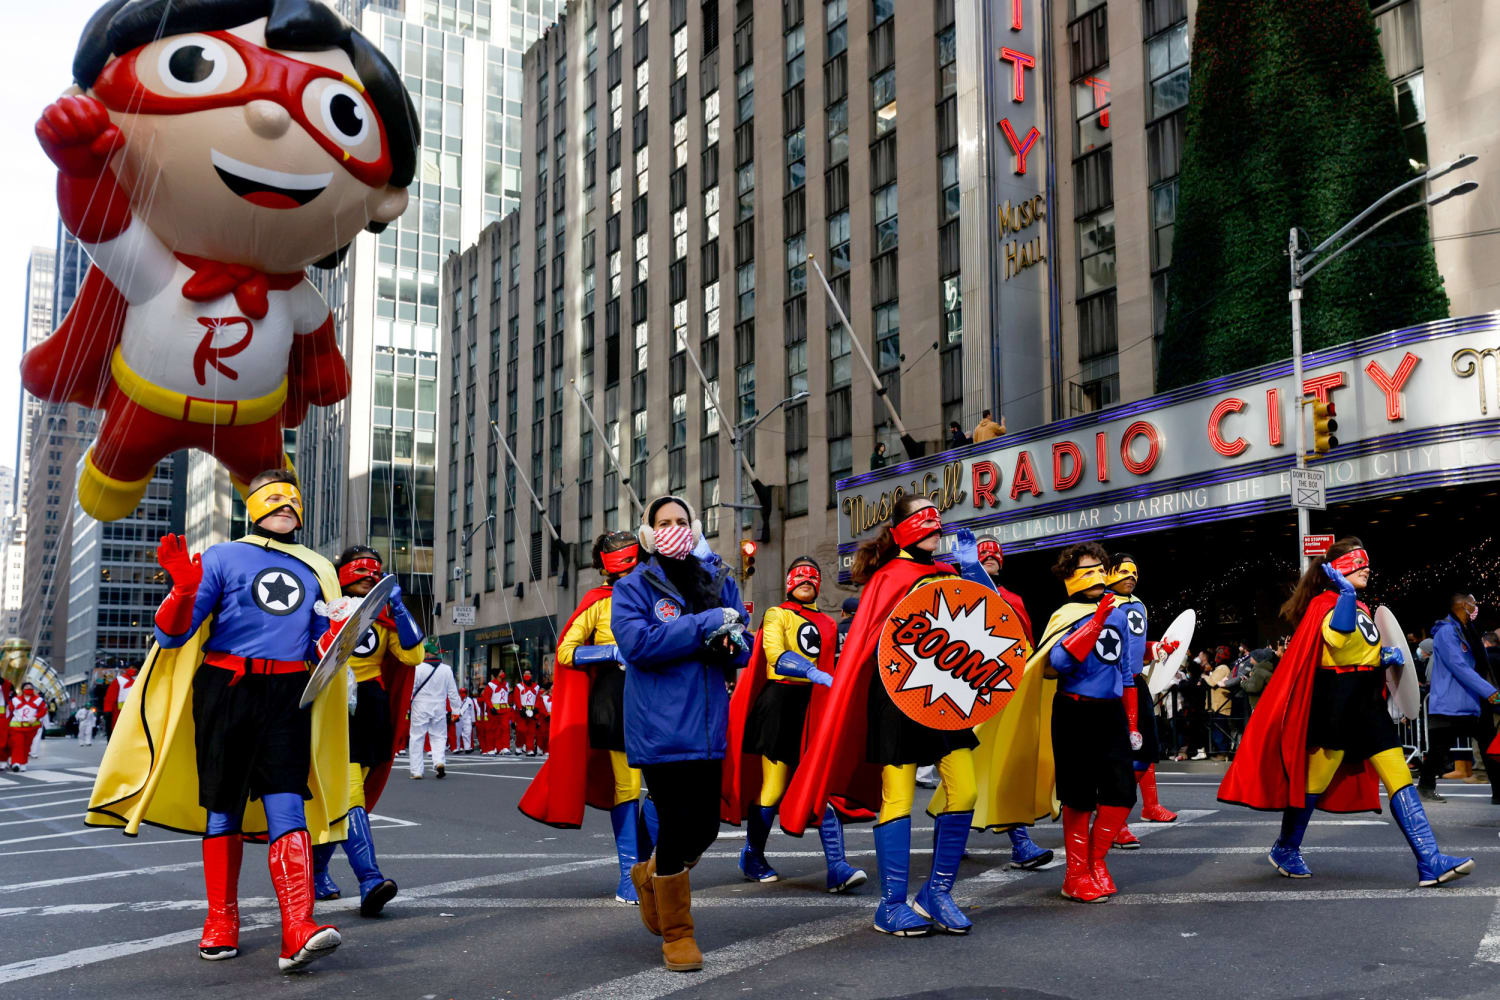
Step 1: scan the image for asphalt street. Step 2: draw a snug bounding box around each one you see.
[4,737,1500,999]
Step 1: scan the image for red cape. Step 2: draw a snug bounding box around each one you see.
[778,557,956,835]
[998,585,1033,645]
[21,265,122,409]
[519,586,617,827]
[1218,591,1380,813]
[366,612,419,812]
[721,602,842,824]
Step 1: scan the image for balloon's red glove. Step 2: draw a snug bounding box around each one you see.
[37,96,131,243]
[1060,593,1116,662]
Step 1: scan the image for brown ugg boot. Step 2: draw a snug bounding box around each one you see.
[1443,760,1473,780]
[631,857,660,935]
[652,869,703,972]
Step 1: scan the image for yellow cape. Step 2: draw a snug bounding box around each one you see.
[86,536,350,844]
[930,600,1097,830]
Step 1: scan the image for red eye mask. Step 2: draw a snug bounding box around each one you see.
[1329,548,1369,575]
[976,539,1002,565]
[601,544,639,575]
[338,557,382,587]
[892,507,941,547]
[786,564,820,595]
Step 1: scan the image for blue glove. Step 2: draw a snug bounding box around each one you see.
[699,607,745,643]
[1321,564,1358,633]
[1380,646,1404,668]
[775,651,833,687]
[385,574,425,649]
[573,644,621,667]
[950,527,997,593]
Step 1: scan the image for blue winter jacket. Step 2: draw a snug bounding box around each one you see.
[1428,615,1497,718]
[613,554,750,766]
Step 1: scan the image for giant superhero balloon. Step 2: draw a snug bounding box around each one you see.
[22,0,418,520]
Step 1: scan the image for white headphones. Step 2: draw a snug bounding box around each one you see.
[637,495,704,553]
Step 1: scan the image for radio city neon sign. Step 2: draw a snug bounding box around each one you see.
[999,2,1040,175]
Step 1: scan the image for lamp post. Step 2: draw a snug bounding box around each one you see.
[456,514,494,692]
[1287,154,1477,570]
[727,391,809,574]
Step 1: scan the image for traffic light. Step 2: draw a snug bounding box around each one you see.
[1311,401,1339,453]
[740,538,758,578]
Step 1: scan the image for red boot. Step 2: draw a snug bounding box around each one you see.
[268,830,341,972]
[199,834,242,961]
[1138,765,1178,822]
[1113,822,1140,850]
[1089,805,1131,896]
[1060,806,1106,903]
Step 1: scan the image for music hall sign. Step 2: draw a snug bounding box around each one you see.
[835,314,1500,573]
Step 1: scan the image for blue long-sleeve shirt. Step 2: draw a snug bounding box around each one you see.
[155,540,329,662]
[1048,601,1136,699]
[1429,615,1496,717]
[1118,596,1149,679]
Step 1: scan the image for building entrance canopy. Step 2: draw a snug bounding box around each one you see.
[835,313,1500,576]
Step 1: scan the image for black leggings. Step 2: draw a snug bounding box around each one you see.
[642,759,723,877]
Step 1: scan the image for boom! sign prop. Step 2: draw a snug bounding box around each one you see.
[21,0,419,521]
[877,579,1033,730]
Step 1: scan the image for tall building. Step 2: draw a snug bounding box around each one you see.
[300,0,563,624]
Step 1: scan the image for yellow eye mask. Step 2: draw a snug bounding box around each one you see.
[1064,563,1107,596]
[246,480,304,528]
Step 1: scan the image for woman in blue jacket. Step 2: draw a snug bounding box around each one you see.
[1418,592,1500,801]
[613,495,749,973]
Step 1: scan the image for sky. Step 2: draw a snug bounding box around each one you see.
[0,1,110,476]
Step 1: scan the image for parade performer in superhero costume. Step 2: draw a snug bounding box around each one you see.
[723,557,867,892]
[1220,538,1474,887]
[104,665,138,735]
[24,0,417,521]
[971,538,1052,870]
[781,497,983,937]
[310,545,422,915]
[1105,553,1178,851]
[86,469,352,971]
[520,531,661,904]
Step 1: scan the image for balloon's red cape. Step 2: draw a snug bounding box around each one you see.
[518,586,617,827]
[778,558,955,835]
[1218,591,1381,813]
[721,602,849,824]
[366,610,418,812]
[21,266,122,408]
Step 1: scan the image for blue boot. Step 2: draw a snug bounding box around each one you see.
[311,842,340,901]
[1268,794,1317,878]
[1389,784,1475,887]
[818,806,867,893]
[343,806,398,916]
[912,811,974,934]
[740,804,780,882]
[610,800,641,904]
[872,816,932,936]
[1006,825,1054,870]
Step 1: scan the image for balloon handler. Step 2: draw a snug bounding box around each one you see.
[520,531,661,904]
[86,470,357,972]
[24,0,419,521]
[1220,538,1474,888]
[311,545,425,915]
[722,556,867,893]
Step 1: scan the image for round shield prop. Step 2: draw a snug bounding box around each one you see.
[1376,606,1419,720]
[1146,608,1197,699]
[300,574,398,709]
[877,578,1033,730]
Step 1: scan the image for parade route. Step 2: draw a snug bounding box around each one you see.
[0,738,1496,998]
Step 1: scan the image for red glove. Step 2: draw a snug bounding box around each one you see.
[37,96,132,243]
[1122,684,1142,751]
[1145,638,1179,663]
[1060,592,1116,661]
[154,534,202,636]
[282,315,351,426]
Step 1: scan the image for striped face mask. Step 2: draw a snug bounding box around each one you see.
[653,523,695,560]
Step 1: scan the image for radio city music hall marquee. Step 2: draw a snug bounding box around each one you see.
[835,314,1500,572]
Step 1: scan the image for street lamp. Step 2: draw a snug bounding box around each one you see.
[1287,154,1478,569]
[456,514,495,692]
[727,390,810,561]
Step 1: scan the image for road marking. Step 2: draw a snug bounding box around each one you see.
[1,770,91,785]
[0,795,90,814]
[0,811,86,829]
[1184,819,1389,827]
[1476,898,1500,963]
[984,884,1500,908]
[0,787,97,804]
[445,770,534,781]
[0,916,275,984]
[368,812,420,828]
[0,828,111,847]
[0,838,194,858]
[0,862,203,895]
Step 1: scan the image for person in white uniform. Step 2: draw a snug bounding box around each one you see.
[456,688,477,753]
[408,648,462,779]
[78,707,97,746]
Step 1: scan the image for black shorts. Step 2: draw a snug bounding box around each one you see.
[192,663,312,815]
[1051,693,1137,811]
[1131,673,1159,765]
[866,668,979,766]
[744,680,813,765]
[588,666,627,752]
[350,679,392,767]
[1307,668,1399,761]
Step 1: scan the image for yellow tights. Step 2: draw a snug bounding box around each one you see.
[347,763,369,810]
[759,758,791,808]
[1306,746,1412,795]
[610,750,642,806]
[878,749,977,823]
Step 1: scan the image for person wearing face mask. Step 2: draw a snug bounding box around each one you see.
[1419,592,1500,802]
[723,557,867,892]
[513,668,544,756]
[1220,538,1474,887]
[85,469,352,971]
[613,496,750,972]
[521,531,661,905]
[780,496,983,937]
